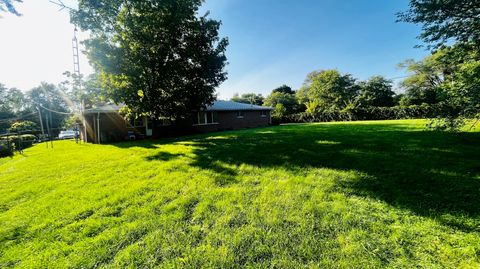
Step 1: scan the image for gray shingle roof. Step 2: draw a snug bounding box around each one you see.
[205,100,273,111]
[84,100,273,114]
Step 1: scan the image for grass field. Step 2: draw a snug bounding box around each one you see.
[1,119,480,268]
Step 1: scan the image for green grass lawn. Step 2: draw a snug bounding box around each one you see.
[1,119,480,268]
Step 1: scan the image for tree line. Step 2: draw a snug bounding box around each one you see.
[1,0,479,133]
[0,73,104,136]
[231,0,480,130]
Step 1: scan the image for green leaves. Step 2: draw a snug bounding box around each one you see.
[398,0,480,48]
[72,0,228,121]
[306,70,359,113]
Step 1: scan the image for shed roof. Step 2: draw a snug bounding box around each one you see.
[84,104,123,114]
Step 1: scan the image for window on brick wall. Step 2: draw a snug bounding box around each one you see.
[236,111,245,118]
[193,111,218,125]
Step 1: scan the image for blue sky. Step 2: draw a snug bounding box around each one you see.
[201,0,428,98]
[0,0,428,98]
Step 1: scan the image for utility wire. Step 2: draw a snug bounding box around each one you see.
[0,112,38,123]
[29,100,76,115]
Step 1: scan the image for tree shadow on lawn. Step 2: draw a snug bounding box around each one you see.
[183,123,480,232]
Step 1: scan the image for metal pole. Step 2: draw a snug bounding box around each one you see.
[45,112,49,148]
[37,106,45,137]
[97,112,101,144]
[49,111,54,148]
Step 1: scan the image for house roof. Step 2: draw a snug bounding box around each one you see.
[84,104,123,114]
[84,100,273,114]
[205,100,273,111]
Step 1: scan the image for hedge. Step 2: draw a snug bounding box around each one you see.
[279,104,459,124]
[0,134,37,157]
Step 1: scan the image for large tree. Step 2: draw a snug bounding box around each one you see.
[263,92,300,115]
[399,1,480,130]
[397,53,448,105]
[71,0,228,121]
[305,70,359,113]
[26,83,70,135]
[356,76,395,107]
[398,0,480,48]
[272,85,294,95]
[0,84,26,131]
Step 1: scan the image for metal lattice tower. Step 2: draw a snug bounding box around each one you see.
[71,27,87,142]
[72,27,80,76]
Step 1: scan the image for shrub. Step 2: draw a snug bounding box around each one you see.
[0,134,37,152]
[0,140,13,158]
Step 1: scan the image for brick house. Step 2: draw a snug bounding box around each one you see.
[82,100,273,143]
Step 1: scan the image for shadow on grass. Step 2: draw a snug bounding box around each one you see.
[187,123,480,231]
[113,123,480,231]
[145,151,186,161]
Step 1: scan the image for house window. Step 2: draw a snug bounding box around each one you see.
[261,110,267,117]
[129,117,145,127]
[193,111,218,125]
[198,112,206,124]
[158,118,171,126]
[236,111,245,118]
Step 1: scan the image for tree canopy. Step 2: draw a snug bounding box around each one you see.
[398,0,480,48]
[263,92,299,115]
[356,76,395,107]
[71,0,228,121]
[272,85,294,95]
[231,93,264,105]
[305,70,359,113]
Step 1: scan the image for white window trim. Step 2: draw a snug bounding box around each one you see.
[193,112,219,126]
[261,111,267,117]
[236,111,245,118]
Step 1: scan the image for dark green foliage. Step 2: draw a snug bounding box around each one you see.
[271,84,294,95]
[0,134,36,154]
[27,83,70,136]
[287,103,456,123]
[264,92,301,115]
[0,140,13,157]
[72,0,228,121]
[230,93,264,105]
[398,0,480,48]
[397,53,449,106]
[305,70,359,113]
[0,84,26,131]
[398,1,480,130]
[356,76,395,107]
